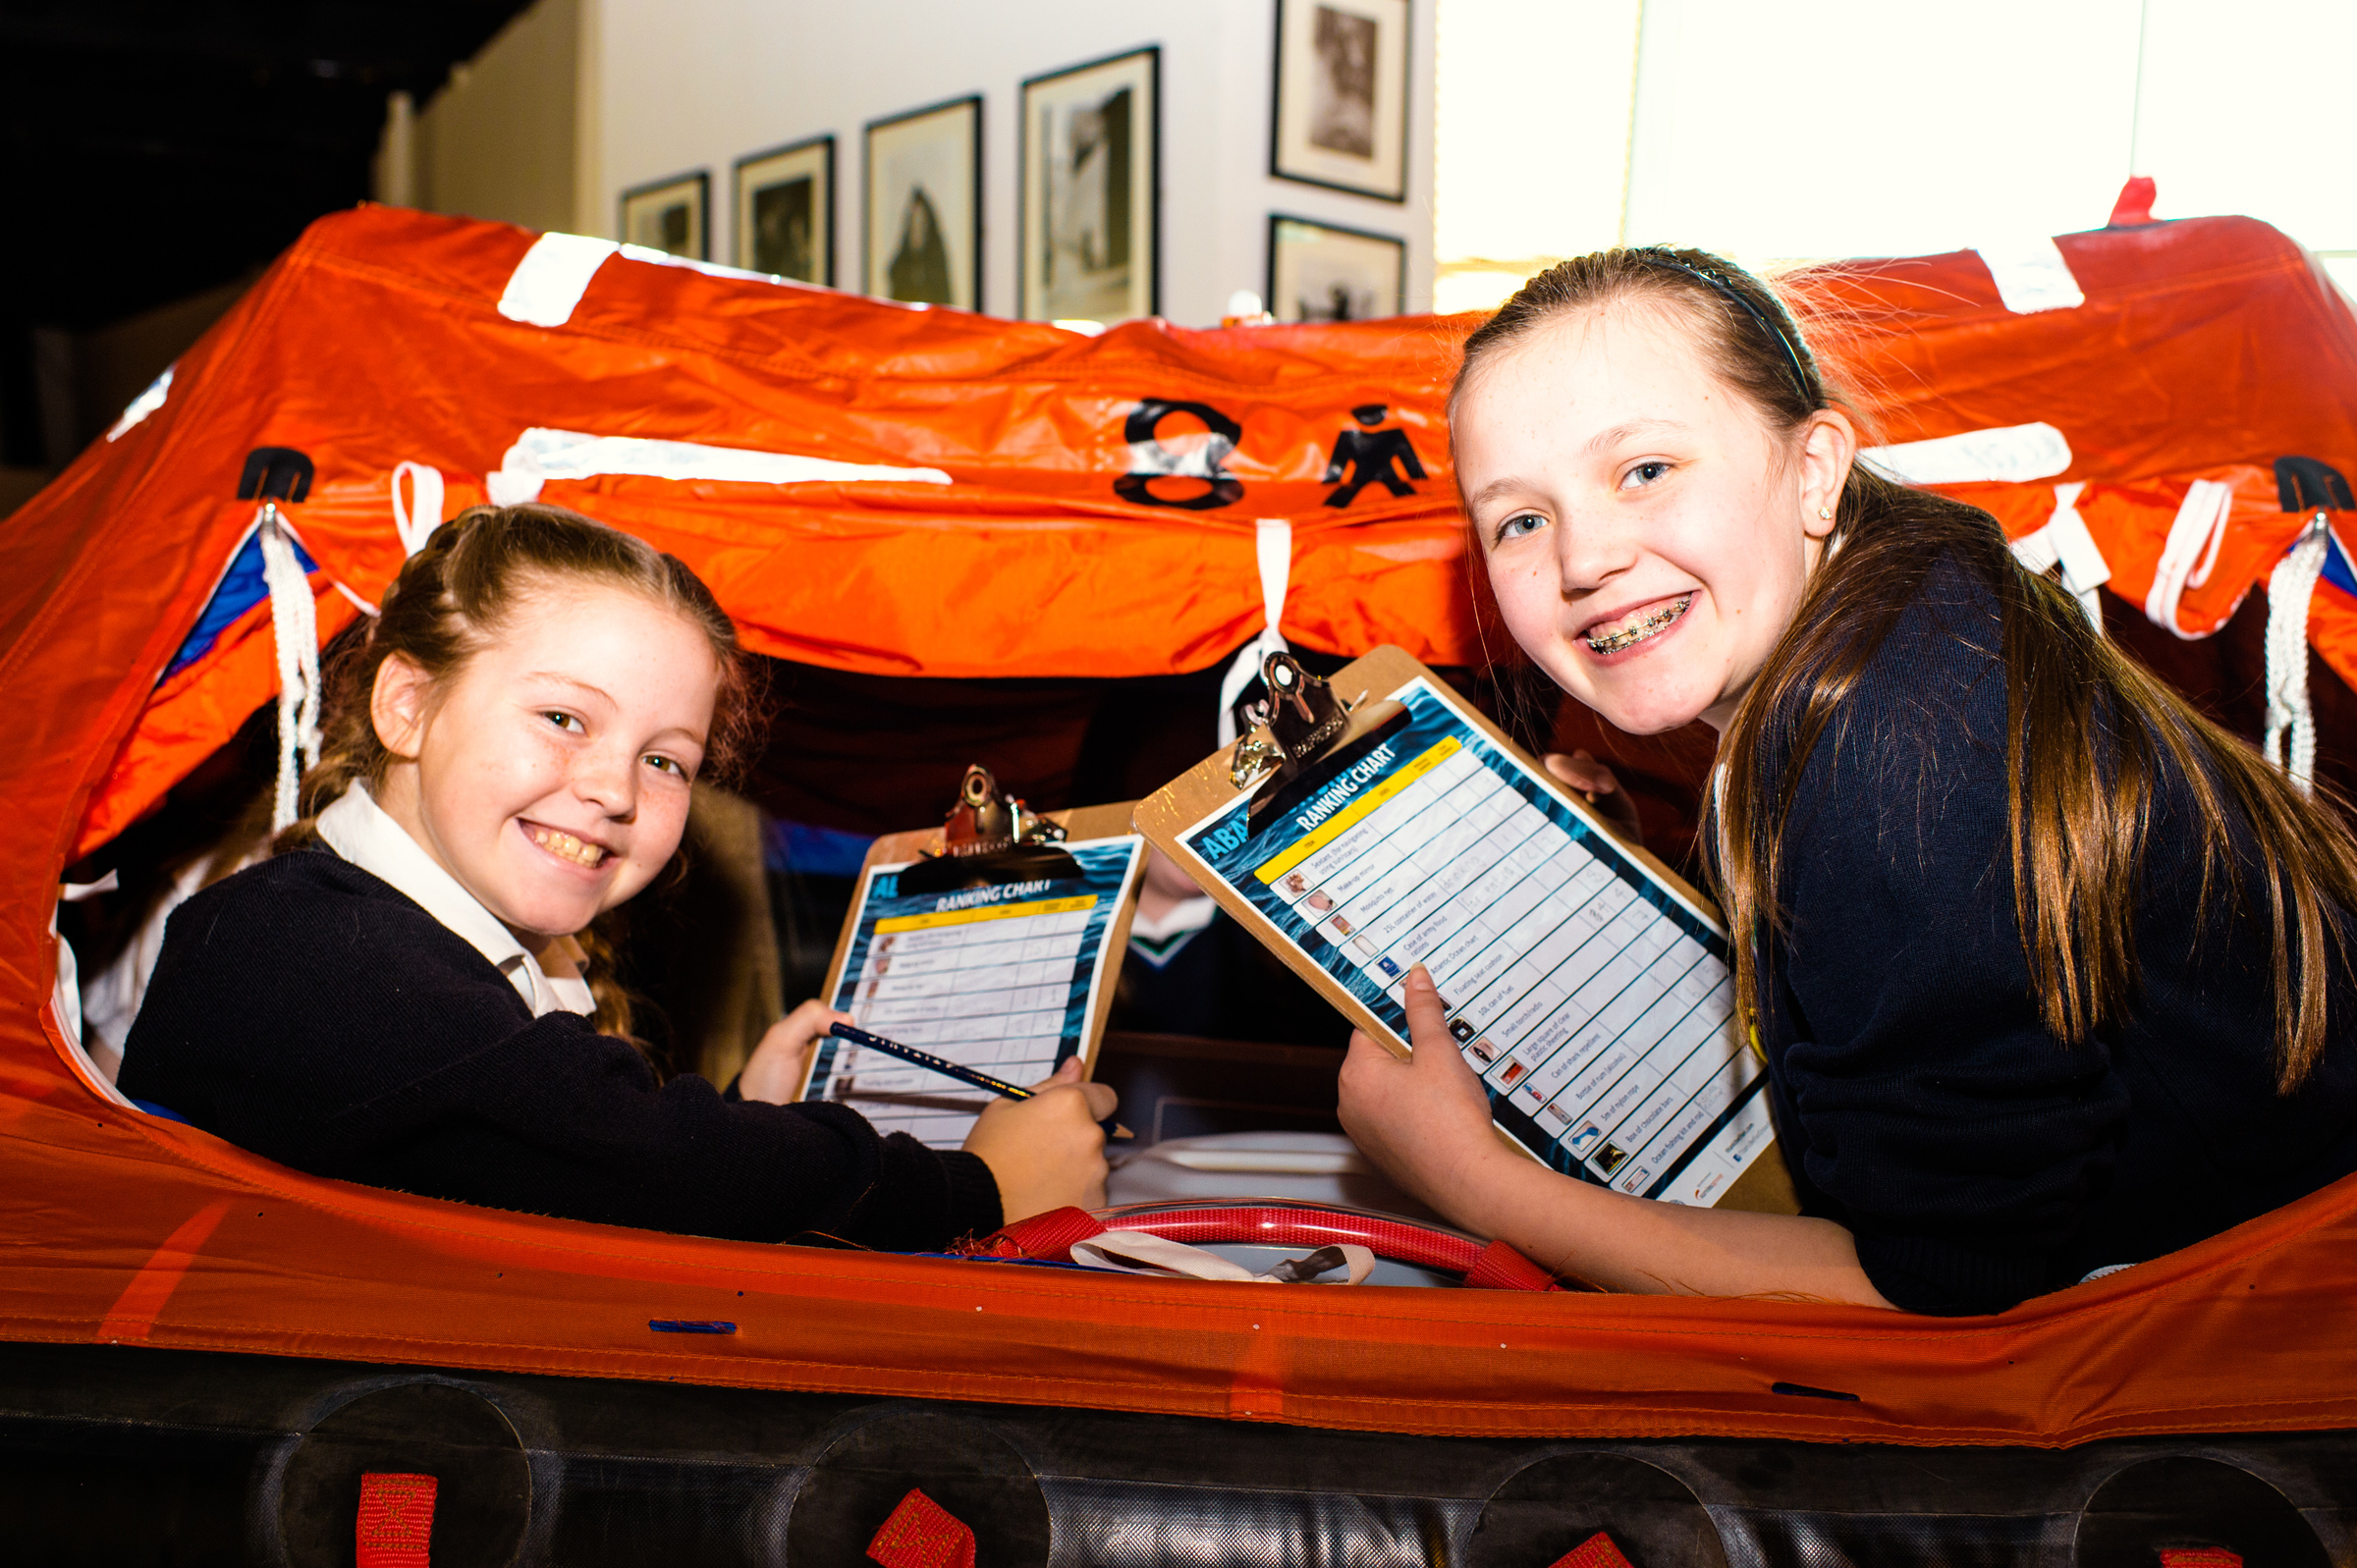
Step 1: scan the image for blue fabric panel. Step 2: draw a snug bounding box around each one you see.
[128,1100,190,1124]
[764,817,876,878]
[2323,527,2357,601]
[163,530,318,681]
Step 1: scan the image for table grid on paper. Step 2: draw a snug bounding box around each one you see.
[828,903,1094,1149]
[1260,740,1749,1195]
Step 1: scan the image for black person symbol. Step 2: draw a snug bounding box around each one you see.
[1114,399,1245,511]
[1321,404,1426,507]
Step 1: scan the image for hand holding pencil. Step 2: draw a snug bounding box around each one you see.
[829,1022,1124,1223]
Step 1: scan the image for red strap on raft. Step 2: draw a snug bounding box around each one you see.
[355,1472,436,1568]
[866,1487,977,1568]
[2157,1551,2243,1568]
[1549,1531,1635,1568]
[969,1206,1562,1289]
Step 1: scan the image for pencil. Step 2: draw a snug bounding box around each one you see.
[827,1022,1131,1141]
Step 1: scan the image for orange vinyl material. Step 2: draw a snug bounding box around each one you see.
[5,206,2357,1443]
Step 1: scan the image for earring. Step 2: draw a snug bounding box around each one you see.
[1817,506,1833,519]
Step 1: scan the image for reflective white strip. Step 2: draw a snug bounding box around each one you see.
[1975,236,2086,314]
[1861,421,2073,486]
[1127,426,1237,478]
[617,243,789,285]
[2143,478,2236,639]
[257,505,324,832]
[497,233,622,327]
[485,426,951,505]
[2264,514,2330,791]
[391,461,446,557]
[2010,482,2109,632]
[1217,519,1294,748]
[105,365,173,442]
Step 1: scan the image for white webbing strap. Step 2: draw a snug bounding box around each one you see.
[391,461,445,557]
[2263,513,2330,791]
[2143,478,2235,639]
[257,502,324,831]
[1217,519,1295,747]
[2009,482,2110,631]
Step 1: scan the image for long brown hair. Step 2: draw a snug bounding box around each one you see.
[1453,246,2357,1090]
[278,502,756,1045]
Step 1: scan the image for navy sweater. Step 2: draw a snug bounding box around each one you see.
[119,850,1004,1250]
[1758,555,2357,1315]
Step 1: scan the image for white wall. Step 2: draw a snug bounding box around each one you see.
[414,0,582,235]
[1438,0,2357,304]
[588,0,1437,326]
[1434,0,1638,306]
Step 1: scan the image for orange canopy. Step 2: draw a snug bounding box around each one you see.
[5,205,2356,1445]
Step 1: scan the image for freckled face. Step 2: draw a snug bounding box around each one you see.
[1454,300,1838,734]
[372,583,720,946]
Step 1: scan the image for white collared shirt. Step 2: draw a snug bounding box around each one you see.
[316,783,596,1019]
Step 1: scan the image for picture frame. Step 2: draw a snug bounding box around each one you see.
[1270,0,1411,202]
[864,94,982,310]
[1267,214,1405,323]
[619,170,710,260]
[1019,46,1159,324]
[734,135,834,285]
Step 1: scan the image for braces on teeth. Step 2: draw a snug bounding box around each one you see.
[1584,594,1694,654]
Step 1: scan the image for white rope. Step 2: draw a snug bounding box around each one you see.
[2263,512,2330,792]
[2143,478,2235,639]
[1217,519,1295,747]
[257,502,323,831]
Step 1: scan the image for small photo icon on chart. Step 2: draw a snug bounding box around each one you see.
[1537,1100,1570,1129]
[1592,1141,1631,1174]
[1618,1168,1651,1194]
[1567,1123,1603,1155]
[875,934,897,955]
[1353,935,1377,956]
[1282,871,1310,896]
[1330,912,1356,936]
[1466,1036,1498,1065]
[1499,1060,1528,1087]
[872,956,893,976]
[1304,889,1336,915]
[1378,956,1403,979]
[1447,1016,1475,1043]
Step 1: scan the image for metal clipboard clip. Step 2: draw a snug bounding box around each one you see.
[1230,651,1363,817]
[895,764,1082,895]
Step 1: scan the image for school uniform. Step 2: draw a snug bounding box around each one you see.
[1755,553,2357,1315]
[119,784,1003,1251]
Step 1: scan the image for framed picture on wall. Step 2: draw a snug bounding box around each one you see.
[864,95,981,310]
[734,135,834,285]
[1271,0,1410,201]
[1019,46,1158,324]
[1268,214,1405,323]
[620,170,710,260]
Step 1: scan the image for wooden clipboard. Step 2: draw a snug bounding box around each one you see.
[798,800,1146,1103]
[1132,647,1796,1214]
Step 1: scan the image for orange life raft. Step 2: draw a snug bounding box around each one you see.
[6,205,2356,1446]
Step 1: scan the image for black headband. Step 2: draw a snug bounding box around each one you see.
[1635,252,1814,406]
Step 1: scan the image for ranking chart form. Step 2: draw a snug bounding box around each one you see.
[803,837,1143,1150]
[1177,679,1772,1206]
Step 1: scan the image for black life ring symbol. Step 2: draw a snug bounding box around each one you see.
[1116,399,1244,510]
